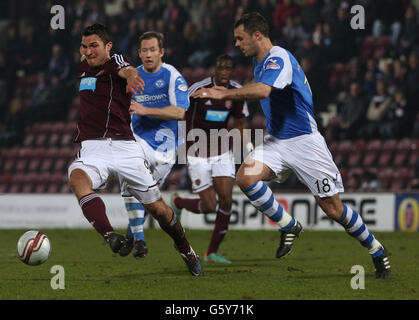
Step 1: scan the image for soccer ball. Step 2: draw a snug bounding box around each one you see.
[17,230,51,266]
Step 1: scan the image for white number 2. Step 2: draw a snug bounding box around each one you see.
[304,76,312,96]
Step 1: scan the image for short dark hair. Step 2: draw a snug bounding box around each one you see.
[216,54,234,66]
[139,31,164,50]
[82,23,111,44]
[234,12,269,37]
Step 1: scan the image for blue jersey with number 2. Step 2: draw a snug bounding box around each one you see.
[253,46,317,139]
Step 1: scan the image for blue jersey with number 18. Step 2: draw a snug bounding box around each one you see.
[131,63,189,151]
[253,46,317,139]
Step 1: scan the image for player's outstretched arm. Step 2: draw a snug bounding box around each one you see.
[118,66,145,95]
[191,82,272,101]
[129,100,185,120]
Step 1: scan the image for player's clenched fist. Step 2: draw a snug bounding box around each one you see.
[126,74,145,95]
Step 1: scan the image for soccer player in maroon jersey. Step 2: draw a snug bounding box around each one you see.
[67,24,203,276]
[170,55,250,264]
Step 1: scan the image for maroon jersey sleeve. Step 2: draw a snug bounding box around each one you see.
[103,54,131,77]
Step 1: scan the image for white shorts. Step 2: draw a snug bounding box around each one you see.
[249,132,344,197]
[68,139,161,204]
[188,151,236,193]
[121,135,175,193]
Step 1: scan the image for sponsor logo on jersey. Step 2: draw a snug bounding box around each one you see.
[155,79,165,88]
[205,100,212,106]
[79,77,97,92]
[134,93,168,103]
[205,110,230,122]
[178,84,187,91]
[265,58,280,70]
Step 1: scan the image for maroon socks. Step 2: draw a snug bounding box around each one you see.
[158,209,191,254]
[207,209,231,254]
[174,197,201,213]
[79,193,113,236]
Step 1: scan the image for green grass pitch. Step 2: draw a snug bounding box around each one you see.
[1,229,418,300]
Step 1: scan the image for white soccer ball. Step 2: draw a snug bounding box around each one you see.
[17,230,51,266]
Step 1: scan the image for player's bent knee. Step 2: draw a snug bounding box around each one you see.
[236,171,256,190]
[68,169,91,191]
[201,200,217,213]
[218,197,232,212]
[316,196,344,220]
[143,200,170,222]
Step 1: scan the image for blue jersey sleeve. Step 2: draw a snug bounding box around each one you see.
[170,76,189,109]
[259,56,292,89]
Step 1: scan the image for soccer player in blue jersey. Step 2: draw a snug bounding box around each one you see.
[192,12,391,279]
[119,31,190,259]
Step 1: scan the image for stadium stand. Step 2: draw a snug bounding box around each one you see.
[1,0,419,193]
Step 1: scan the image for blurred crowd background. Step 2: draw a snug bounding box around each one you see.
[0,0,419,194]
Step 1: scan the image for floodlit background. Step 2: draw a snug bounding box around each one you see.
[0,0,418,231]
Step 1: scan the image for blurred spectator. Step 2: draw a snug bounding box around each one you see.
[399,5,419,56]
[329,5,356,62]
[17,26,41,74]
[300,0,322,31]
[3,26,21,63]
[371,0,404,46]
[147,0,163,21]
[29,76,70,124]
[29,73,49,108]
[272,0,301,29]
[0,98,26,147]
[405,51,419,111]
[358,80,392,139]
[75,0,90,21]
[118,19,139,56]
[393,58,407,87]
[380,88,410,139]
[164,22,183,67]
[360,170,381,191]
[364,58,383,100]
[327,82,367,140]
[0,51,16,118]
[346,171,361,191]
[162,0,190,32]
[344,58,363,89]
[218,0,238,30]
[280,16,308,52]
[48,44,70,81]
[132,0,148,21]
[254,0,275,29]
